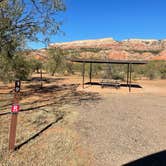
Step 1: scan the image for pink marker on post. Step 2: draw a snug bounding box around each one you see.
[11,104,20,113]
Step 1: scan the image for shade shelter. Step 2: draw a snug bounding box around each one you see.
[69,58,148,92]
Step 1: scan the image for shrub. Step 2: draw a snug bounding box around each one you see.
[159,61,166,79]
[0,54,32,82]
[46,48,66,76]
[0,55,13,82]
[12,54,32,80]
[129,49,163,55]
[29,58,42,73]
[133,60,166,80]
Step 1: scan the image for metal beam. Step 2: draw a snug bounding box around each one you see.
[70,58,148,64]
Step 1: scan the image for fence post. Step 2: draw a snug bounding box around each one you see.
[9,80,21,151]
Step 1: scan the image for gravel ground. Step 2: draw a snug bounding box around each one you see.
[0,77,165,165]
[75,92,166,166]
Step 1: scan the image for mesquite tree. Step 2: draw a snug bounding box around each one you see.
[0,0,65,81]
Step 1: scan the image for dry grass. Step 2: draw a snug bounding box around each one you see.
[1,125,93,166]
[0,74,100,165]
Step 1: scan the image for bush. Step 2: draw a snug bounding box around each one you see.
[130,49,163,55]
[0,55,13,82]
[133,60,166,80]
[0,54,32,82]
[46,48,66,76]
[159,61,166,79]
[12,54,32,80]
[29,58,42,73]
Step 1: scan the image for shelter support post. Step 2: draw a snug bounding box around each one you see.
[127,64,129,85]
[129,63,132,92]
[82,62,85,88]
[40,67,43,88]
[89,62,92,84]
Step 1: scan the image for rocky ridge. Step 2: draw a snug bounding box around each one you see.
[36,38,166,60]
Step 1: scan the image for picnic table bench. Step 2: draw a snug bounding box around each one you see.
[100,79,121,89]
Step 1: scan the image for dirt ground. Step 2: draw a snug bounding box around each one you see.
[64,76,166,165]
[75,87,166,165]
[0,74,166,166]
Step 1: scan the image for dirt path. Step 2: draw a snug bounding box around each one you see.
[74,92,166,166]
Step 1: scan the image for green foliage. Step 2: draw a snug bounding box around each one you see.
[72,60,166,81]
[129,49,163,55]
[133,60,166,80]
[65,62,74,74]
[46,48,88,75]
[12,54,32,80]
[29,58,42,73]
[159,61,166,79]
[0,54,13,82]
[83,63,102,77]
[0,0,65,82]
[79,48,102,53]
[46,48,66,75]
[144,62,160,80]
[0,0,66,51]
[0,54,32,82]
[109,64,126,81]
[51,48,165,81]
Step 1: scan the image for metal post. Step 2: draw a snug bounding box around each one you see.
[82,62,85,88]
[9,80,21,151]
[40,66,43,88]
[127,63,129,85]
[129,64,132,92]
[89,63,92,84]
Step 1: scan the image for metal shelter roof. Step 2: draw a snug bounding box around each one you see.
[69,58,148,65]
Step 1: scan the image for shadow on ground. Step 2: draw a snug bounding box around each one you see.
[0,80,102,157]
[123,150,166,166]
[14,83,101,150]
[24,84,78,95]
[0,83,101,115]
[27,77,65,83]
[85,82,142,88]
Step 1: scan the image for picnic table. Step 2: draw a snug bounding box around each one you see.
[100,79,121,89]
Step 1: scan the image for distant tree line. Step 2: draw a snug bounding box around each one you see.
[45,48,166,80]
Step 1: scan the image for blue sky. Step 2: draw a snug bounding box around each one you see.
[29,0,166,49]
